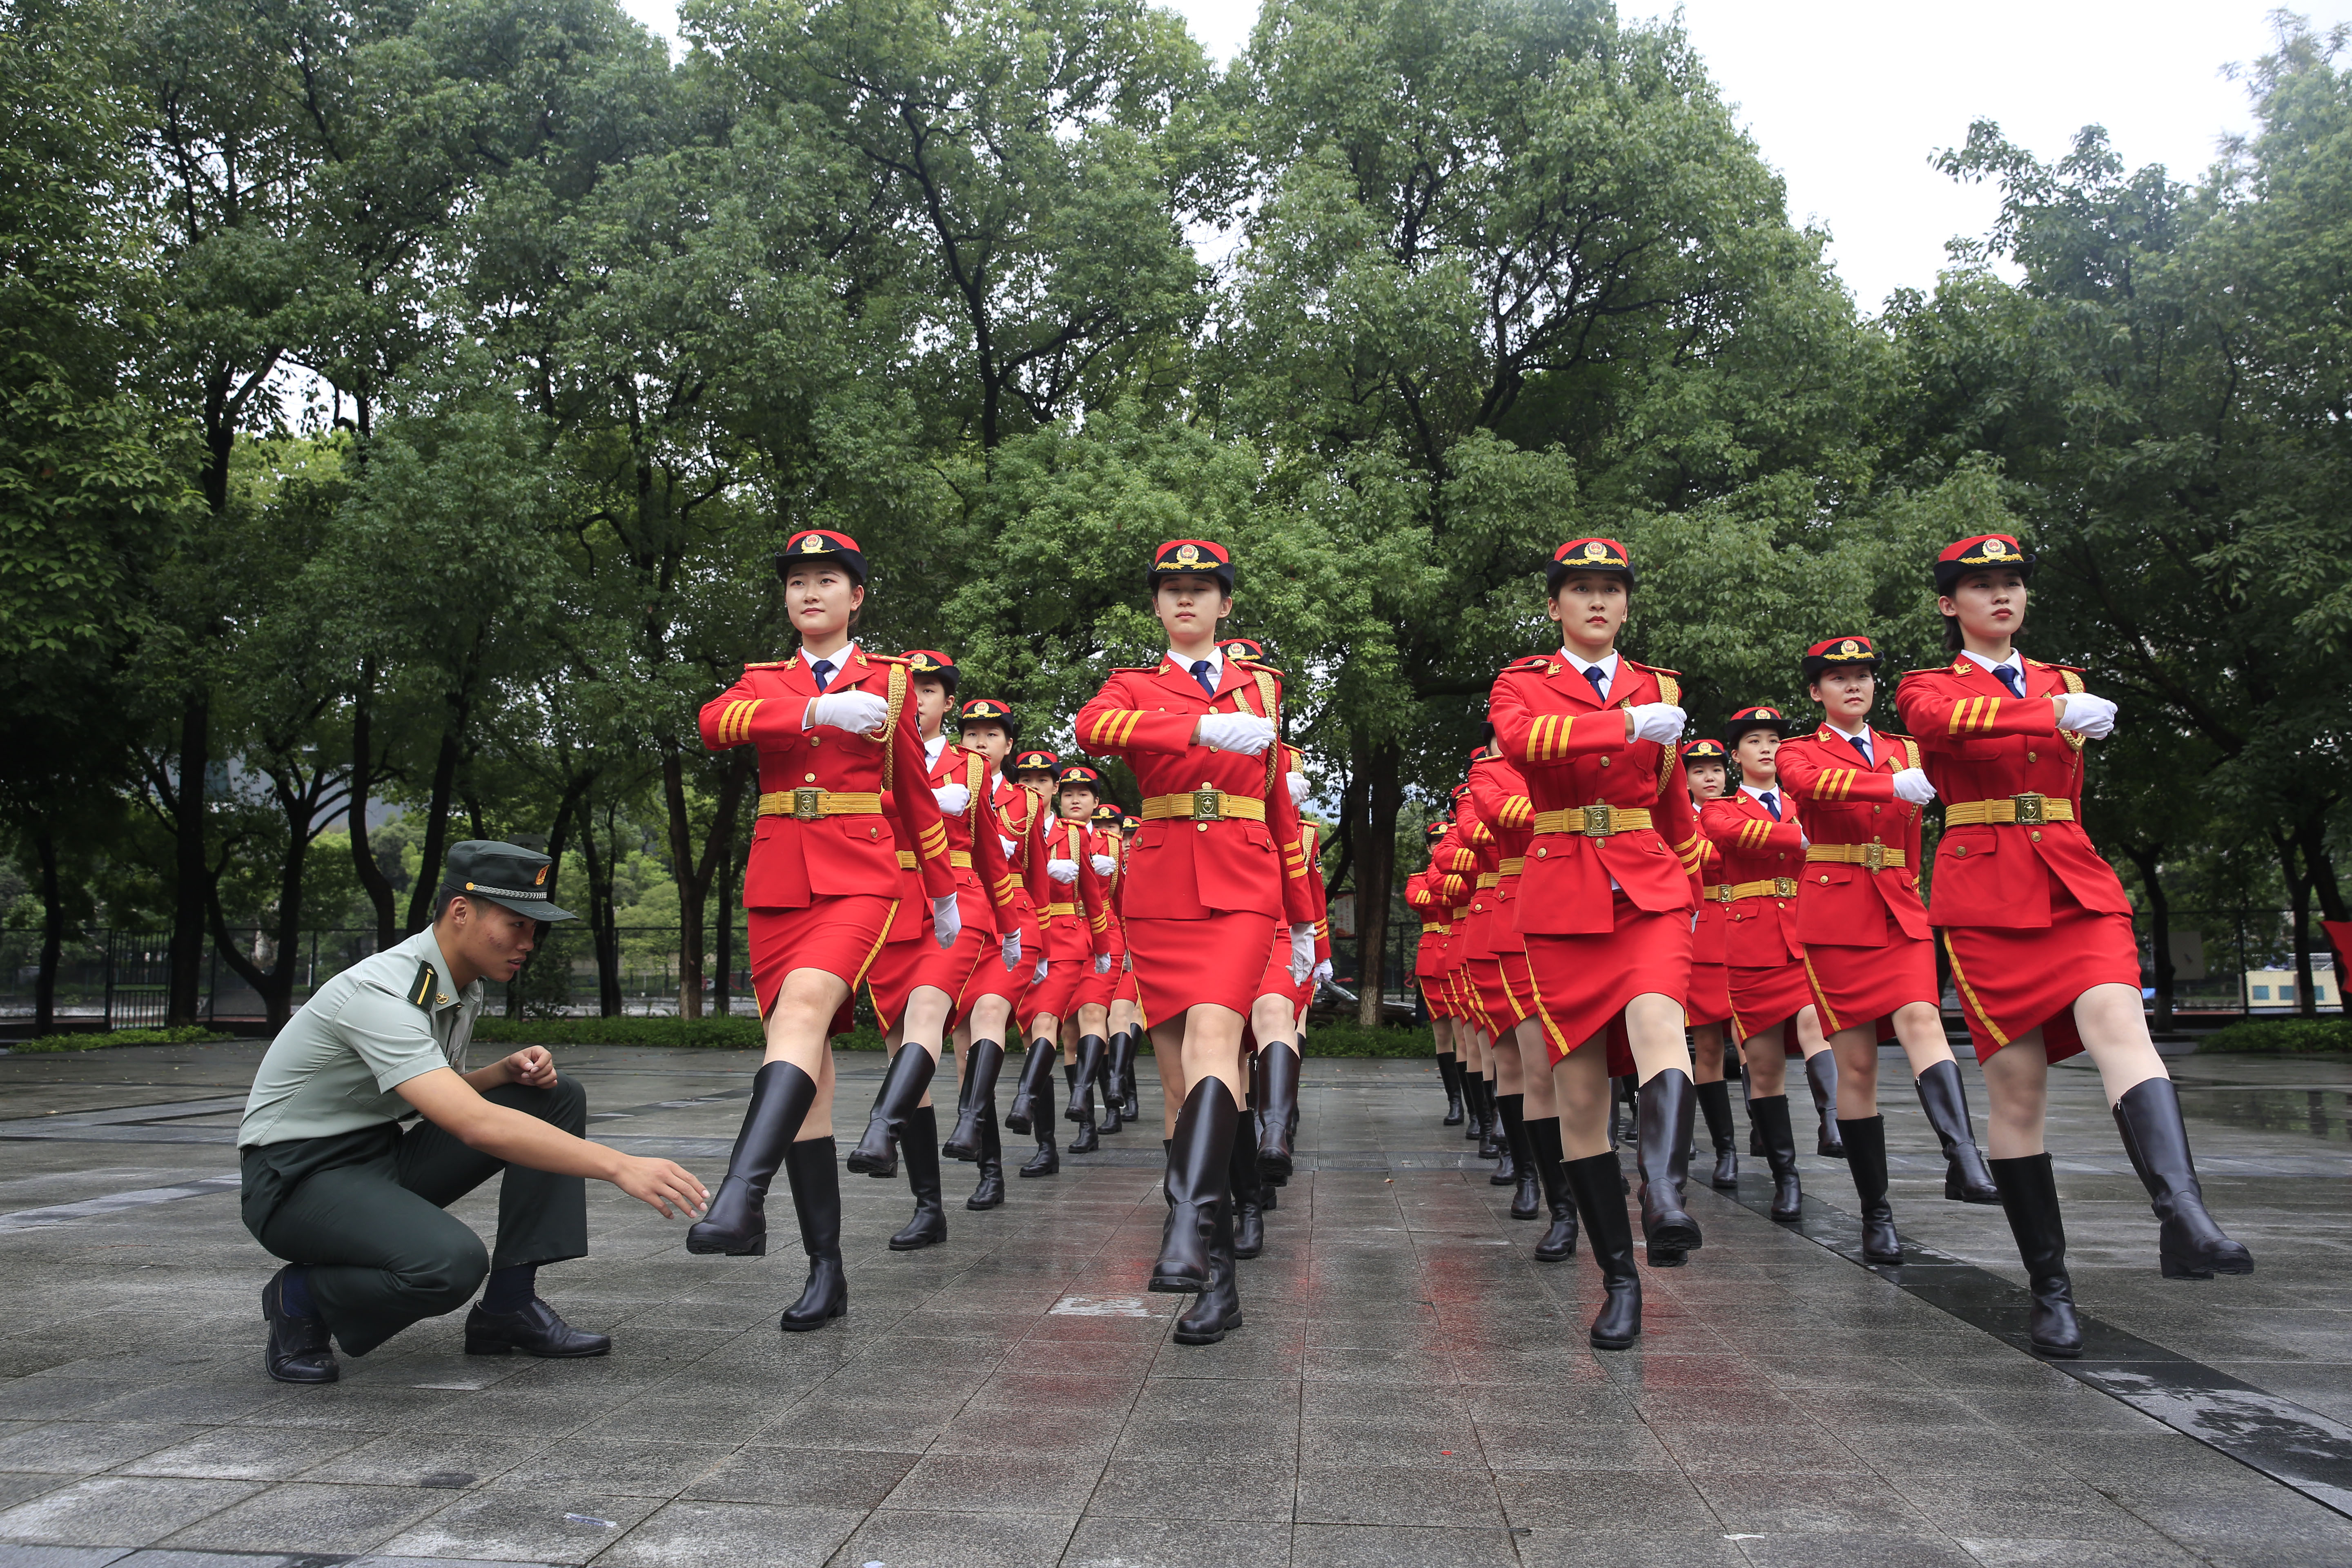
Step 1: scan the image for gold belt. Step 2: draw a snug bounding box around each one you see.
[1943,793,2075,826]
[1708,884,1734,904]
[1422,922,1450,934]
[1140,789,1266,822]
[1044,900,1079,917]
[1805,843,1907,871]
[1475,873,1501,889]
[1728,878,1799,901]
[1499,856,1526,875]
[757,787,884,822]
[1530,804,1654,837]
[897,850,974,870]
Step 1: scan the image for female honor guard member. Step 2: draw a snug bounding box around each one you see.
[1680,739,1742,1189]
[850,650,1020,1250]
[943,699,1050,1207]
[1896,534,2250,1356]
[1089,801,1143,1133]
[1408,823,1468,1127]
[687,530,959,1332]
[1777,636,2000,1264]
[1002,747,1074,1172]
[1046,764,1120,1152]
[1076,539,1318,1345]
[1487,537,1703,1350]
[1703,705,1840,1223]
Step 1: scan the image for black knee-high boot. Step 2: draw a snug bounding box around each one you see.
[967,1103,1005,1210]
[1635,1070,1702,1265]
[1119,1030,1142,1120]
[942,1039,1006,1160]
[1478,1076,1504,1159]
[1151,1079,1241,1293]
[1752,1093,1802,1222]
[1744,1061,1763,1156]
[1805,1051,1845,1158]
[1991,1153,2082,1358]
[1004,1037,1055,1135]
[1696,1078,1738,1188]
[1173,1199,1242,1345]
[1229,1113,1265,1260]
[1914,1059,1998,1203]
[889,1106,947,1250]
[1067,1034,1109,1123]
[1497,1093,1540,1218]
[1838,1114,1901,1263]
[777,1137,847,1331]
[1529,1115,1577,1261]
[1020,1060,1059,1176]
[1462,1071,1488,1143]
[847,1043,938,1177]
[1100,1032,1130,1134]
[687,1061,816,1256]
[1561,1151,1639,1350]
[2112,1078,2254,1278]
[1439,1053,1466,1125]
[1257,1040,1302,1180]
[1066,1061,1100,1153]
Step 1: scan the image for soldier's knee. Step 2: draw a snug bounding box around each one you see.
[546,1071,588,1131]
[400,1231,490,1317]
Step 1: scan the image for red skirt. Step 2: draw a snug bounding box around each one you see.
[866,918,990,1033]
[1423,979,1454,1018]
[1470,955,1533,1031]
[1686,961,1734,1028]
[1114,960,1140,1007]
[960,907,1039,1009]
[1945,889,2139,1065]
[749,895,898,1037]
[1495,948,1541,1033]
[1129,911,1280,1020]
[1073,956,1120,1013]
[1252,926,1310,1010]
[1803,931,1938,1039]
[1525,891,1689,1070]
[1730,960,1815,1048]
[1025,956,1087,1025]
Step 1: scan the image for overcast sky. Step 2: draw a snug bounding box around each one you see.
[615,0,2352,314]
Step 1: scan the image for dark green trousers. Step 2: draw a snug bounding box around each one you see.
[240,1076,590,1356]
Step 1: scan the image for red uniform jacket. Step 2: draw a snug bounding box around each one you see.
[1038,815,1110,962]
[1467,753,1535,950]
[700,647,953,908]
[1701,790,1806,967]
[1894,656,2130,928]
[1689,834,1727,966]
[1776,726,1930,947]
[922,742,1019,936]
[1454,792,1505,960]
[1297,823,1331,964]
[1487,653,1700,935]
[1075,656,1316,925]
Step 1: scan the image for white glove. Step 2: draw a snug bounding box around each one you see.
[1001,931,1021,970]
[804,690,889,737]
[931,893,961,949]
[1089,853,1115,877]
[998,834,1018,859]
[1627,703,1687,746]
[1287,771,1310,807]
[1094,953,1111,975]
[1033,959,1049,984]
[1047,858,1079,884]
[1289,923,1315,984]
[933,782,970,815]
[1196,712,1277,755]
[1311,959,1333,987]
[1891,768,1936,806]
[2056,691,2117,739]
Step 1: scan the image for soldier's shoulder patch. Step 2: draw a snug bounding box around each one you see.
[406,960,437,1011]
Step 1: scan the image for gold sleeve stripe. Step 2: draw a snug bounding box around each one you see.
[717,699,762,745]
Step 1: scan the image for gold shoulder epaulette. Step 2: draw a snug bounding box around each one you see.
[1235,660,1285,679]
[743,659,792,670]
[1628,659,1682,678]
[1110,664,1161,676]
[2024,657,2085,673]
[864,651,913,667]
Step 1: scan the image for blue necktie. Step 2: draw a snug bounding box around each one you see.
[1584,666,1608,702]
[1851,732,1873,766]
[1760,791,1781,821]
[1993,664,2024,699]
[1192,660,1216,697]
[810,658,834,693]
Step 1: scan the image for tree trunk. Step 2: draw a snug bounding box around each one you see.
[2126,845,2174,1031]
[511,770,592,1019]
[2277,829,2316,1019]
[347,659,397,949]
[662,746,753,1022]
[713,785,744,1018]
[167,693,210,1027]
[2295,812,2347,1004]
[1351,739,1402,1027]
[404,722,463,934]
[33,826,62,1036]
[578,795,623,1017]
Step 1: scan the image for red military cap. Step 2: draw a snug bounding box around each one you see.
[1220,636,1263,661]
[1423,820,1450,841]
[1935,533,2034,595]
[1010,748,1059,778]
[1148,538,1234,592]
[1056,763,1102,788]
[1091,802,1127,826]
[1682,738,1729,764]
[1548,536,1636,592]
[776,528,865,584]
[1801,635,1882,680]
[902,649,957,691]
[958,696,1019,740]
[1724,704,1800,744]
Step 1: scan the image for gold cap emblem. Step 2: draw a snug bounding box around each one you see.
[1982,537,2008,558]
[800,534,826,553]
[1583,541,1606,558]
[1839,639,1859,656]
[534,865,548,886]
[1176,543,1200,564]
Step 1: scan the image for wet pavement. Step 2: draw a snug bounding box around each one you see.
[0,1039,2347,1568]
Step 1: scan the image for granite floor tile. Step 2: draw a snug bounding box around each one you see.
[682,1447,917,1509]
[885,1453,1105,1515]
[374,1489,664,1565]
[594,1500,863,1568]
[154,1481,447,1554]
[1083,1459,1294,1523]
[0,1478,261,1548]
[0,1426,205,1478]
[1289,1521,1523,1568]
[116,1428,373,1482]
[824,1507,1076,1568]
[1056,1515,1292,1568]
[1293,1466,1504,1528]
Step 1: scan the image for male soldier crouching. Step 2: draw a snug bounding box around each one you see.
[236,841,707,1383]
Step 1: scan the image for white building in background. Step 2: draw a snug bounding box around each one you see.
[2242,968,2340,1012]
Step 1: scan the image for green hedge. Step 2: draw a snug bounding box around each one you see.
[1301,1020,1437,1058]
[469,1016,885,1051]
[6,1026,236,1054]
[2196,1018,2352,1056]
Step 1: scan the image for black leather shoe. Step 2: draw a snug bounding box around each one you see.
[1173,1202,1243,1345]
[261,1267,338,1384]
[1019,1136,1059,1177]
[464,1298,611,1357]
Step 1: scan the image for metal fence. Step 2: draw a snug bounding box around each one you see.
[2136,909,2343,1018]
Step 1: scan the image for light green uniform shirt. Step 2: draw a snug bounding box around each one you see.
[237,927,484,1148]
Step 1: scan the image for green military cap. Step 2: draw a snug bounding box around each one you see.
[441,840,577,922]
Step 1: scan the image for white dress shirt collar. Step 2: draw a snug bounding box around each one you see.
[1171,647,1223,684]
[1958,647,2023,678]
[1559,648,1620,683]
[800,642,856,675]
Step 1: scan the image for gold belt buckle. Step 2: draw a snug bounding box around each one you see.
[1862,842,1886,873]
[1581,803,1615,837]
[1192,788,1224,822]
[2011,792,2046,826]
[1772,877,1797,899]
[1715,885,1734,905]
[791,786,824,822]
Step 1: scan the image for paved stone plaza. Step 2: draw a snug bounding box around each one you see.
[0,1039,2348,1568]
